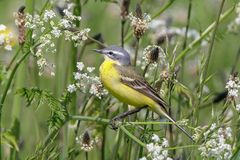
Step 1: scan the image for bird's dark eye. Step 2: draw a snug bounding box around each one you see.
[108,51,113,55]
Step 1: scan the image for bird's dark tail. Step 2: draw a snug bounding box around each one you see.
[152,103,194,142]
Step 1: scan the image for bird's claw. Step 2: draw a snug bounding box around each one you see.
[109,118,121,130]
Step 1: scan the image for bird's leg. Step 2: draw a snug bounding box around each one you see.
[109,106,148,130]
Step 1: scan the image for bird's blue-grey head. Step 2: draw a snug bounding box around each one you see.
[93,46,131,65]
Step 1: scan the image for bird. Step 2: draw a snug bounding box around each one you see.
[93,45,193,141]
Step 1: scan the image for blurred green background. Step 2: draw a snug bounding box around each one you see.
[0,0,239,159]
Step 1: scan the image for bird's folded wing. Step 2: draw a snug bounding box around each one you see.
[115,65,168,111]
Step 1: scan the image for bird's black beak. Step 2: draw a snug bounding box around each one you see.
[92,49,103,54]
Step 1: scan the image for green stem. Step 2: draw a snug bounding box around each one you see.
[152,0,176,19]
[121,20,125,48]
[124,0,176,42]
[6,47,21,71]
[196,0,226,124]
[175,5,235,64]
[133,38,140,66]
[120,126,146,148]
[0,50,30,158]
[87,35,107,47]
[69,115,174,125]
[167,144,199,150]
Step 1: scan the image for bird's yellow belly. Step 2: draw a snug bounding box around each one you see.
[100,61,154,107]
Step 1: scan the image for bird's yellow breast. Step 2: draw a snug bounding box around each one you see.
[99,60,156,108]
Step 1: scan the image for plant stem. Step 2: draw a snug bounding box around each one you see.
[120,126,146,148]
[175,5,235,64]
[6,47,21,71]
[152,0,176,19]
[196,0,226,124]
[121,20,125,48]
[133,38,140,66]
[69,115,174,125]
[77,43,87,61]
[124,0,176,42]
[143,64,150,77]
[167,144,199,150]
[0,50,31,158]
[85,152,88,160]
[87,35,107,47]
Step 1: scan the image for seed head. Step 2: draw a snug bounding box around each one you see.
[121,0,131,21]
[128,4,151,39]
[146,47,159,64]
[135,3,142,19]
[81,131,94,152]
[16,6,26,45]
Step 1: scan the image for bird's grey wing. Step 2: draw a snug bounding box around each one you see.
[115,65,168,111]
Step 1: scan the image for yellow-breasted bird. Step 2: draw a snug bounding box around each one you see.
[93,46,193,141]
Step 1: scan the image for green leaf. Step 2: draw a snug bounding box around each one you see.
[174,80,194,106]
[17,88,69,132]
[2,131,19,151]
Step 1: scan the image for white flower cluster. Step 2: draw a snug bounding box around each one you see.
[140,134,172,160]
[199,123,232,160]
[24,3,90,76]
[0,24,14,51]
[228,3,240,32]
[225,74,240,99]
[149,19,207,47]
[128,12,151,38]
[67,62,108,99]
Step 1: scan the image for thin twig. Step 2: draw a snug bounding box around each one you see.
[87,35,107,48]
[175,5,235,64]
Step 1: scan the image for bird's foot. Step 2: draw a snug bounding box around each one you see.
[109,117,122,130]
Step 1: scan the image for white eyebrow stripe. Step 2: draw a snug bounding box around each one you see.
[111,50,125,56]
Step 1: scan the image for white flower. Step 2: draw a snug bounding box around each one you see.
[225,74,240,99]
[0,24,6,31]
[87,67,95,73]
[67,84,77,93]
[236,104,240,112]
[51,27,61,38]
[77,62,84,71]
[161,138,169,147]
[4,45,12,51]
[143,137,172,160]
[89,83,103,99]
[199,125,232,160]
[43,10,56,22]
[0,34,5,45]
[74,72,81,80]
[139,157,147,160]
[59,19,71,28]
[151,134,160,143]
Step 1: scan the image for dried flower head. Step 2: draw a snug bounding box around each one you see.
[15,6,25,45]
[143,45,165,65]
[76,131,94,152]
[147,47,159,64]
[121,0,131,21]
[128,4,151,39]
[225,73,240,100]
